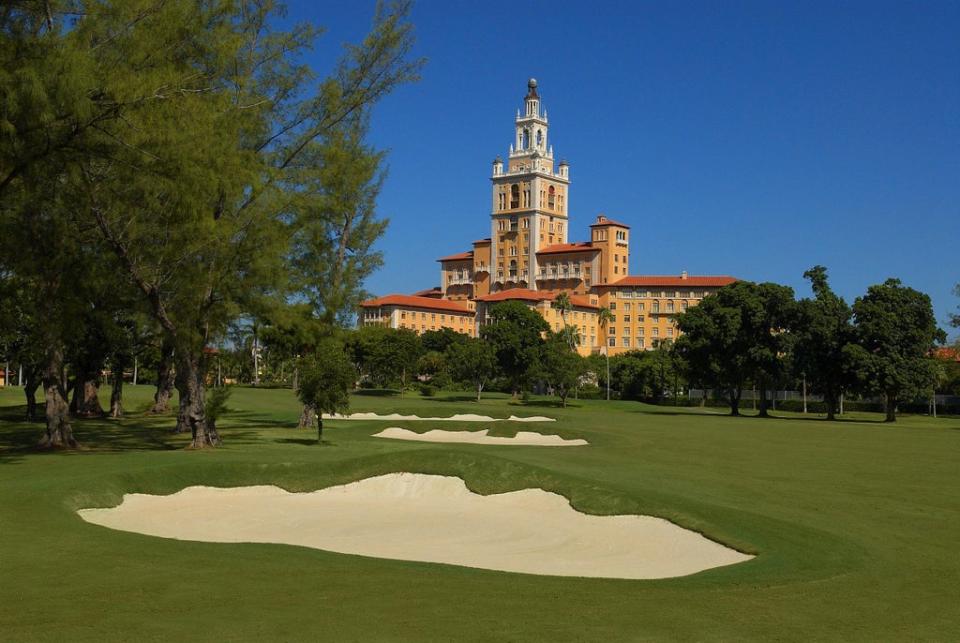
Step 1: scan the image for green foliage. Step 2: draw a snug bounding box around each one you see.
[345,326,421,389]
[419,384,437,397]
[540,333,585,406]
[446,337,497,401]
[790,266,857,418]
[204,387,233,426]
[420,328,468,353]
[608,348,681,402]
[480,301,549,395]
[675,281,794,415]
[846,279,946,421]
[296,341,355,418]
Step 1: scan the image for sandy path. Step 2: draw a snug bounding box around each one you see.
[373,427,588,446]
[78,473,752,579]
[320,412,555,422]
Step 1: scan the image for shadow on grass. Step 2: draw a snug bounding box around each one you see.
[274,437,322,446]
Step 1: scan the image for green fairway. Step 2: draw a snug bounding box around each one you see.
[1,385,958,641]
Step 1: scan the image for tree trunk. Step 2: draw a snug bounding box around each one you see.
[757,379,769,417]
[885,394,897,423]
[476,381,483,403]
[825,389,837,421]
[317,416,324,443]
[175,351,218,448]
[24,366,40,421]
[110,366,124,418]
[729,388,740,416]
[39,346,77,449]
[150,339,175,414]
[80,378,104,417]
[298,403,316,429]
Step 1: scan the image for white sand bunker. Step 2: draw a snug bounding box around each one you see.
[78,473,752,579]
[374,427,588,446]
[321,412,555,422]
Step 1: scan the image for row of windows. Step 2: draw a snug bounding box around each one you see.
[400,311,472,323]
[609,301,689,313]
[618,290,708,299]
[608,327,674,338]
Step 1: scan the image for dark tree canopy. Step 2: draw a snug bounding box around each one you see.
[480,300,549,396]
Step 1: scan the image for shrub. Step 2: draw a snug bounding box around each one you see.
[419,384,437,397]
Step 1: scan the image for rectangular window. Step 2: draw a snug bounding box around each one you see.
[608,337,616,347]
[609,327,616,335]
[667,328,674,337]
[610,302,617,310]
[624,315,631,323]
[636,327,644,336]
[652,328,659,337]
[622,337,630,347]
[637,302,645,311]
[666,302,675,313]
[638,339,645,349]
[624,302,631,311]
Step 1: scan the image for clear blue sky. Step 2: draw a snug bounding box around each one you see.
[287,0,959,334]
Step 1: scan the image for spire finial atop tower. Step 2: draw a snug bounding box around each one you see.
[526,78,538,99]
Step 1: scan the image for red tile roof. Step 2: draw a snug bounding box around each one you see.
[411,287,443,298]
[597,275,737,288]
[437,251,473,262]
[475,288,599,309]
[934,347,960,362]
[536,242,599,255]
[590,217,630,228]
[361,294,474,314]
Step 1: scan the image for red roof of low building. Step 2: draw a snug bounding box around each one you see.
[411,287,443,298]
[437,251,473,262]
[473,238,491,245]
[475,288,599,309]
[597,275,737,288]
[361,294,474,314]
[536,242,599,255]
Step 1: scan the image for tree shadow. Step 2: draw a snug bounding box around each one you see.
[274,437,322,446]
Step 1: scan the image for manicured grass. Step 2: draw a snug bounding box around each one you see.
[1,384,958,641]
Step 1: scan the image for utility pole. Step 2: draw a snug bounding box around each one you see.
[839,393,844,415]
[18,363,22,386]
[605,345,610,401]
[133,356,138,386]
[252,331,260,387]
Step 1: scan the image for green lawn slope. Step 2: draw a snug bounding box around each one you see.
[1,385,958,641]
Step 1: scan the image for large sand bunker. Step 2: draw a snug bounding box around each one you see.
[321,412,555,422]
[78,473,752,579]
[373,427,588,446]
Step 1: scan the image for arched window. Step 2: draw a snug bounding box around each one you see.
[548,185,555,210]
[536,129,543,147]
[510,184,520,209]
[522,129,530,150]
[509,259,518,279]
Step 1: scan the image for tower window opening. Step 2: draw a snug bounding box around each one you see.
[536,129,543,147]
[548,185,555,210]
[522,129,530,150]
[510,184,520,209]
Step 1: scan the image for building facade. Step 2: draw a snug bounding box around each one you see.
[360,79,735,356]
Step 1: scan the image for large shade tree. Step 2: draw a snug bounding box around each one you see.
[480,301,549,397]
[846,279,945,422]
[790,266,857,420]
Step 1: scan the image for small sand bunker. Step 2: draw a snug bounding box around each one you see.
[78,473,752,579]
[374,427,588,446]
[321,412,555,422]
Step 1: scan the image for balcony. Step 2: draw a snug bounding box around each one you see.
[447,274,474,286]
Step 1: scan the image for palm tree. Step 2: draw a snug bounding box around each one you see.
[550,292,575,350]
[598,306,613,401]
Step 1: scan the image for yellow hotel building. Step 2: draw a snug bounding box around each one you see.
[360,79,735,356]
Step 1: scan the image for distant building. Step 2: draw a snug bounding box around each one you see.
[361,79,735,355]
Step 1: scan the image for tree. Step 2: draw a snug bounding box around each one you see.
[598,306,613,400]
[73,0,420,448]
[540,333,585,407]
[447,338,497,402]
[480,301,549,396]
[846,279,945,422]
[421,328,468,354]
[790,266,857,420]
[297,341,356,442]
[675,284,754,415]
[744,282,796,417]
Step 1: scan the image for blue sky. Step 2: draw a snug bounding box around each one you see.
[286,0,959,334]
